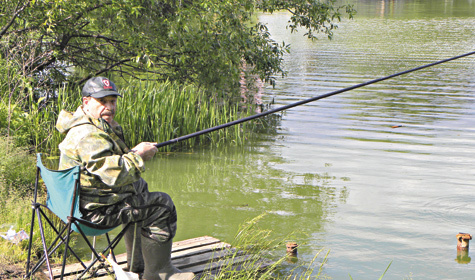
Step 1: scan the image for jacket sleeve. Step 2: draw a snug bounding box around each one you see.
[76,130,145,188]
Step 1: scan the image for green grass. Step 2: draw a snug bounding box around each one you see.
[117,79,256,150]
[0,138,67,266]
[198,213,329,280]
[9,79,262,154]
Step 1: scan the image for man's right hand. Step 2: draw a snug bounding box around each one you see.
[131,142,158,161]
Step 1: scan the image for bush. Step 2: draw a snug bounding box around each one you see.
[0,137,68,266]
[0,94,34,148]
[0,137,37,264]
[0,137,36,196]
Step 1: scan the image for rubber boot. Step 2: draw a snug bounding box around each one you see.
[123,223,144,273]
[141,236,195,280]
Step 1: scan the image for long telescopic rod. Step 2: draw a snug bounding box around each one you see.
[154,50,475,148]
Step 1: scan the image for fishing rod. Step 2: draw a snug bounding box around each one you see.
[154,50,475,149]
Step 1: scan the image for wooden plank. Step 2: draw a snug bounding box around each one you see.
[184,253,273,277]
[172,247,240,269]
[172,242,231,260]
[99,236,226,266]
[172,236,222,250]
[41,236,272,279]
[46,236,226,278]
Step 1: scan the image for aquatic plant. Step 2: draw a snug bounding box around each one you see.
[20,79,262,153]
[199,213,328,280]
[116,79,257,150]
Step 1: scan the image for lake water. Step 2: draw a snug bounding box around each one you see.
[142,1,475,279]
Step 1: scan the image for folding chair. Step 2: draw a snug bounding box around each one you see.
[25,153,133,280]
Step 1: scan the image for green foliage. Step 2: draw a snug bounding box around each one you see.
[27,85,81,153]
[0,84,79,151]
[0,0,355,96]
[0,137,38,264]
[199,213,329,279]
[0,34,37,146]
[0,100,31,146]
[1,0,353,152]
[1,79,261,153]
[0,137,36,196]
[0,137,77,265]
[258,0,356,40]
[117,79,258,150]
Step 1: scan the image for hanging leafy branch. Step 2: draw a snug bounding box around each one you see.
[0,0,355,97]
[258,0,355,39]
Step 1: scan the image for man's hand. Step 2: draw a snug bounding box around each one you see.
[131,142,158,161]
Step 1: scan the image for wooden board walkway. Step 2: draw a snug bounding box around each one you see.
[43,236,273,279]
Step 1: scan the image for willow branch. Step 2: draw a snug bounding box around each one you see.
[0,0,31,38]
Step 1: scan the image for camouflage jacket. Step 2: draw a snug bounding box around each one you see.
[56,106,145,211]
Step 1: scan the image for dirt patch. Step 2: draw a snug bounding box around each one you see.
[0,263,24,280]
[0,262,51,280]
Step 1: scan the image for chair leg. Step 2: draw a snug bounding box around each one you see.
[28,222,89,279]
[60,223,74,280]
[75,223,132,280]
[74,225,108,280]
[105,233,116,262]
[91,236,96,261]
[37,210,54,280]
[40,208,87,268]
[26,167,41,278]
[26,221,68,278]
[25,204,37,277]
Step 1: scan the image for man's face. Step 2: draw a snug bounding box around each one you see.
[83,95,118,124]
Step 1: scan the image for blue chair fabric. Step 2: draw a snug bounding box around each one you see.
[38,153,112,236]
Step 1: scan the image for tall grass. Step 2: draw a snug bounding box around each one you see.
[0,138,66,265]
[200,214,393,279]
[26,79,260,154]
[199,213,329,280]
[118,80,255,150]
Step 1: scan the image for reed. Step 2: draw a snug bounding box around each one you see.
[29,79,260,153]
[117,79,256,150]
[199,213,329,280]
[200,214,392,279]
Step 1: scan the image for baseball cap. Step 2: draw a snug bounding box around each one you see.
[81,77,122,98]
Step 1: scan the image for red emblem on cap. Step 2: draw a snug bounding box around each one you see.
[102,79,113,90]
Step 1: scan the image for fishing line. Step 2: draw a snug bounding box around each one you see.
[154,50,475,149]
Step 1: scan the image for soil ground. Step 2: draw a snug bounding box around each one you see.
[0,263,25,280]
[0,262,50,280]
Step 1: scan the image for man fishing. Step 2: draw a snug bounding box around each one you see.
[56,76,194,280]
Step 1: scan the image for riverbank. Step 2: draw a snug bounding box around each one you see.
[0,213,326,280]
[0,263,25,279]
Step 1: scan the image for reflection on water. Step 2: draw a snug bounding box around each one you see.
[252,1,475,279]
[352,0,475,19]
[85,1,475,279]
[145,147,350,242]
[456,250,471,264]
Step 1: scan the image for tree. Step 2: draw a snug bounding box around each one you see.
[0,0,355,96]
